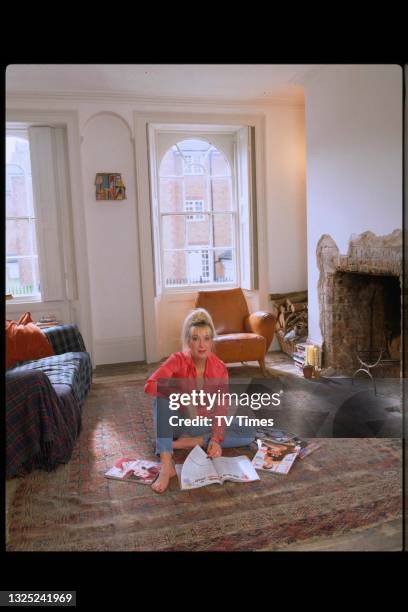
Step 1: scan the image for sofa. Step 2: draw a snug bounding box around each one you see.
[195,287,276,375]
[6,324,92,479]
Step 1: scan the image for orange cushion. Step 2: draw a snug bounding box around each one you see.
[6,312,55,369]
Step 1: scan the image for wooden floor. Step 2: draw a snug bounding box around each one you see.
[7,351,404,551]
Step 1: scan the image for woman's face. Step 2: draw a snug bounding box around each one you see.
[188,325,213,361]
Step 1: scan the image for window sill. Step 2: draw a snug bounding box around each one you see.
[158,283,238,300]
[5,296,42,305]
[6,298,65,311]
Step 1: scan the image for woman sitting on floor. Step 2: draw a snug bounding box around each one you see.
[144,308,255,493]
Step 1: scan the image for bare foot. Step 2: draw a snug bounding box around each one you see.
[151,461,177,494]
[172,435,205,450]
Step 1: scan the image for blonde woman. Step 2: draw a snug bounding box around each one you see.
[144,308,255,493]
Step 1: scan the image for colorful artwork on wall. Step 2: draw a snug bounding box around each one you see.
[95,173,126,200]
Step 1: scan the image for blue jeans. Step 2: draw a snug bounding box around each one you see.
[152,397,256,455]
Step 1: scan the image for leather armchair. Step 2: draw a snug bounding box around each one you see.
[195,288,276,376]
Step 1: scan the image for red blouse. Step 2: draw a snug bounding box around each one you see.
[144,350,229,442]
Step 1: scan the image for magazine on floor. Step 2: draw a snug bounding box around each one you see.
[256,428,307,448]
[256,429,321,459]
[104,457,160,484]
[175,445,260,490]
[252,438,301,474]
[298,441,322,459]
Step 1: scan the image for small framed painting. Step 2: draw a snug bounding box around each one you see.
[95,173,126,200]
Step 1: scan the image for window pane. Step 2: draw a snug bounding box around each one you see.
[213,213,233,247]
[6,136,34,217]
[159,177,184,212]
[6,256,41,297]
[163,250,189,287]
[163,250,212,287]
[214,248,235,283]
[212,177,233,211]
[6,219,36,257]
[160,147,184,176]
[162,214,210,249]
[184,175,207,205]
[162,215,186,250]
[186,216,210,246]
[208,150,230,176]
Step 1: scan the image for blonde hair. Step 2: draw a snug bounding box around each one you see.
[181,308,216,350]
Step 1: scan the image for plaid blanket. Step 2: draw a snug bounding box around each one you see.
[44,324,87,355]
[11,352,92,407]
[6,325,92,479]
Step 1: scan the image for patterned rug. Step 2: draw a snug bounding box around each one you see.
[7,377,402,551]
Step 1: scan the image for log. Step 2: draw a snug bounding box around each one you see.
[286,311,306,327]
[278,313,286,329]
[270,290,307,302]
[290,302,307,313]
[285,292,308,305]
[270,297,288,308]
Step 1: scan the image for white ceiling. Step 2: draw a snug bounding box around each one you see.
[5,64,318,103]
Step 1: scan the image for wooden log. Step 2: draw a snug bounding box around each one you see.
[285,292,308,305]
[286,312,304,327]
[270,297,288,308]
[290,302,307,313]
[270,290,307,302]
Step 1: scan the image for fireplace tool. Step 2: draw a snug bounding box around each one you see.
[352,288,384,396]
[351,289,399,395]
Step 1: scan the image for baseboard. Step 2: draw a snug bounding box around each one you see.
[93,335,145,366]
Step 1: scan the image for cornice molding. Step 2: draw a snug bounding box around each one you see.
[6,89,305,109]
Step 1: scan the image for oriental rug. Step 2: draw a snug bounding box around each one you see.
[6,378,402,551]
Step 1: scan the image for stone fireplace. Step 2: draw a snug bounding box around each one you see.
[317,230,402,376]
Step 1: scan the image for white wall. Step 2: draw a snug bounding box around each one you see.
[6,93,307,363]
[266,104,307,293]
[305,65,403,345]
[81,113,145,364]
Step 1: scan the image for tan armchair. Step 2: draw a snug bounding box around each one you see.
[195,288,276,376]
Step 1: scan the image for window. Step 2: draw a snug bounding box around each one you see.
[157,137,236,289]
[6,133,41,298]
[148,125,257,293]
[6,124,76,305]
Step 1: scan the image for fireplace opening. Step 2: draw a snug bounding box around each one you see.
[330,271,401,375]
[317,230,402,377]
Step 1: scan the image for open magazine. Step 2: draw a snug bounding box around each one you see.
[104,457,160,484]
[175,445,260,490]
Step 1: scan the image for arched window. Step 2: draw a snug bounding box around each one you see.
[148,124,257,294]
[157,137,236,288]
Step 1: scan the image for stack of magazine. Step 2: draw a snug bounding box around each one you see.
[252,430,321,475]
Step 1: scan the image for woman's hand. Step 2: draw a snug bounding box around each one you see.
[207,439,222,458]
